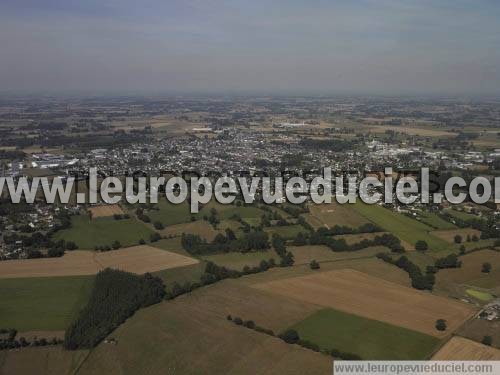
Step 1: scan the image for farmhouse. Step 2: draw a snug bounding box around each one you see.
[479,299,500,321]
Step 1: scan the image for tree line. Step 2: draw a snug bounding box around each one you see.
[64,268,165,350]
[181,229,270,255]
[0,328,62,350]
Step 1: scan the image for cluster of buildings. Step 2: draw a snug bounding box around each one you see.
[479,299,500,321]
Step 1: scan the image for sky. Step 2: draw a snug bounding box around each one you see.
[0,0,499,95]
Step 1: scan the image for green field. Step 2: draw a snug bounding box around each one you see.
[0,276,94,331]
[146,200,193,226]
[54,215,154,249]
[291,308,440,360]
[465,288,495,302]
[352,203,449,250]
[201,251,278,271]
[154,262,206,286]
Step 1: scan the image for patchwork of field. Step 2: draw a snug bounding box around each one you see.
[253,269,476,337]
[72,281,331,375]
[0,276,93,331]
[88,204,124,218]
[352,203,449,251]
[432,228,482,243]
[292,308,440,360]
[432,336,500,360]
[307,202,369,229]
[54,215,154,249]
[0,246,198,278]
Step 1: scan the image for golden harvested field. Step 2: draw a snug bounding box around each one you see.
[307,202,370,229]
[253,269,476,337]
[88,204,124,218]
[0,246,198,278]
[432,228,482,243]
[432,336,500,360]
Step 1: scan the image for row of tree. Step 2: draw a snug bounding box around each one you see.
[0,328,62,350]
[181,229,270,255]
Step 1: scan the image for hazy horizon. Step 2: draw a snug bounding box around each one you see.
[1,0,499,95]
